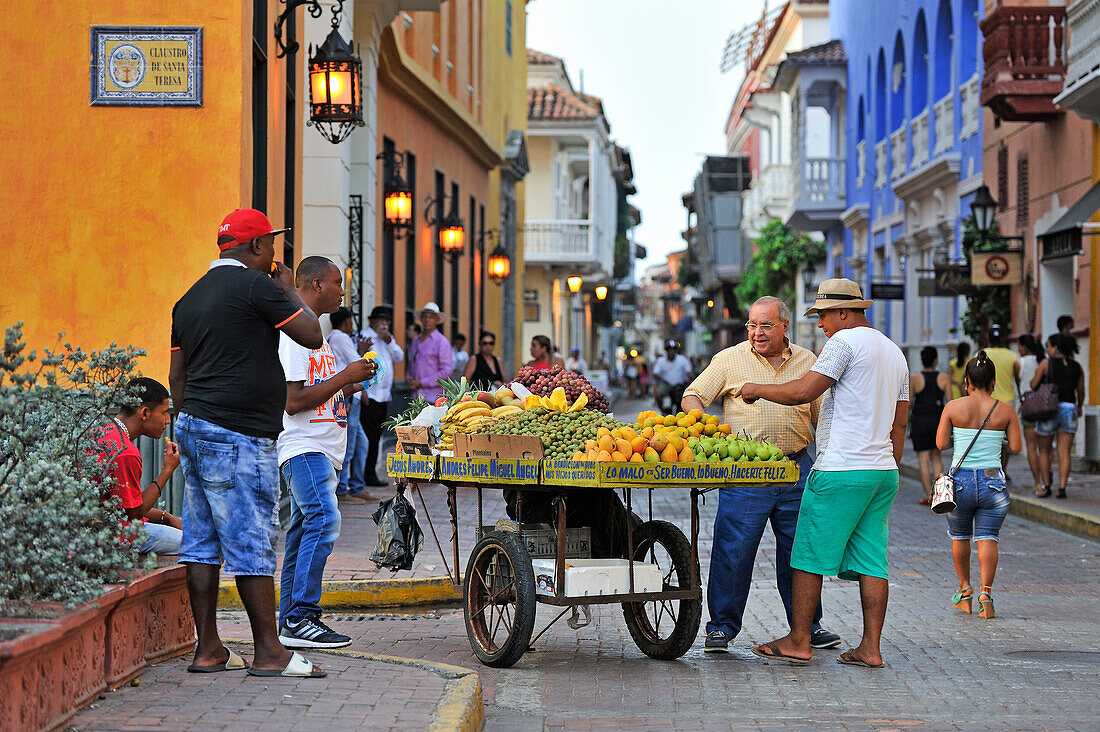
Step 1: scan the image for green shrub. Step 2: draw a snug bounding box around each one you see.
[0,323,152,609]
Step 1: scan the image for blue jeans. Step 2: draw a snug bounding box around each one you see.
[337,398,368,496]
[1036,402,1078,437]
[137,523,182,555]
[706,448,823,639]
[279,452,341,627]
[947,468,1010,542]
[176,413,280,576]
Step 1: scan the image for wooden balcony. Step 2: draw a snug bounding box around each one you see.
[980,5,1067,121]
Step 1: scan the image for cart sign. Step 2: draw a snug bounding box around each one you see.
[438,457,540,484]
[970,252,1023,285]
[90,26,203,106]
[599,461,799,487]
[542,459,600,487]
[387,453,436,480]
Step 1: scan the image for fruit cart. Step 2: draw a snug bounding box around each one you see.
[386,452,800,668]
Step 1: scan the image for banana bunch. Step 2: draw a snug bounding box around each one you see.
[523,387,588,413]
[436,399,505,450]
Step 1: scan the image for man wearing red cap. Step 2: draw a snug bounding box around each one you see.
[170,209,329,678]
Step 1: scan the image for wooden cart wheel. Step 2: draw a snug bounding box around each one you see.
[621,520,702,660]
[463,530,536,668]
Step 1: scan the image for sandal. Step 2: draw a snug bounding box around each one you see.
[951,585,973,614]
[1057,487,1067,499]
[1035,485,1052,498]
[977,586,995,619]
[246,651,327,678]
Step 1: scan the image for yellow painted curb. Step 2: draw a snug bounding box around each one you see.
[223,639,483,732]
[217,575,463,610]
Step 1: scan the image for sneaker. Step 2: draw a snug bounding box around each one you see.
[337,493,367,504]
[810,628,841,649]
[279,615,352,649]
[703,630,731,652]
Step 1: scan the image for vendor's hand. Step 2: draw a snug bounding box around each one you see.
[162,440,180,473]
[357,335,374,355]
[166,513,183,531]
[342,359,376,385]
[739,383,762,404]
[341,383,364,397]
[271,261,295,292]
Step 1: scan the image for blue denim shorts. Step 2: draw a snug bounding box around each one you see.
[176,413,280,576]
[946,468,1010,543]
[1035,402,1078,437]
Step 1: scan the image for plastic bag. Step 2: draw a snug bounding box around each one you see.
[370,485,425,571]
[361,352,385,389]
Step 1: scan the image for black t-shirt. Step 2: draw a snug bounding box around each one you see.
[171,263,303,438]
[1048,357,1083,404]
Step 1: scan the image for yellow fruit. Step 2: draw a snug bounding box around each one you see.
[586,449,598,460]
[620,426,638,441]
[642,417,656,429]
[610,428,622,440]
[572,451,586,460]
[363,351,377,359]
[677,427,689,439]
[705,414,719,425]
[688,408,704,420]
[567,392,589,412]
[585,439,598,450]
[597,427,612,438]
[641,426,655,440]
[678,445,693,462]
[597,449,613,462]
[660,443,679,462]
[615,438,634,458]
[630,436,648,454]
[643,446,659,463]
[663,414,677,426]
[611,450,627,462]
[524,395,543,409]
[676,417,690,429]
[704,424,717,436]
[629,452,644,462]
[598,434,615,453]
[719,423,732,435]
[651,434,668,453]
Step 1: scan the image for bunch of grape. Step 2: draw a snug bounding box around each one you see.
[512,365,610,412]
[477,407,626,459]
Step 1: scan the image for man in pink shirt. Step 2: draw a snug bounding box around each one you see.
[406,302,454,402]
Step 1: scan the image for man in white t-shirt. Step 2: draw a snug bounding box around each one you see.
[652,340,694,413]
[740,279,909,669]
[277,257,375,650]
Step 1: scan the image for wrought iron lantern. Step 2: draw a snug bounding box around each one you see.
[377,150,412,229]
[970,184,998,238]
[567,276,582,294]
[487,244,511,283]
[425,195,465,259]
[594,285,608,301]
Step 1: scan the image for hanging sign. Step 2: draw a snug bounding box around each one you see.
[918,265,974,297]
[970,252,1023,285]
[90,26,203,106]
[869,282,905,300]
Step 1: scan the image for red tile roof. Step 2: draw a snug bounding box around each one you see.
[784,39,846,66]
[527,49,561,65]
[528,83,600,121]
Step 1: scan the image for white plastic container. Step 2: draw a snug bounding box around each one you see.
[530,558,664,597]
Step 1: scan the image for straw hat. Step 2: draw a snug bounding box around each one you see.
[803,278,873,316]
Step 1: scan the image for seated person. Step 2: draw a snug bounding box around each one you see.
[503,489,639,559]
[96,377,182,554]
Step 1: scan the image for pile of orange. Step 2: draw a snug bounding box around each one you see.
[571,409,733,463]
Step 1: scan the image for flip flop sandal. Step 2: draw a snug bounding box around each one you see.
[186,648,249,673]
[246,651,327,678]
[751,641,811,666]
[836,649,884,668]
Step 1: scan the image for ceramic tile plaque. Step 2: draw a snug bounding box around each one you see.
[90,26,203,106]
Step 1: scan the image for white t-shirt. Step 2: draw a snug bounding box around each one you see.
[652,354,693,386]
[1018,354,1037,394]
[277,334,348,469]
[810,326,909,471]
[327,329,361,402]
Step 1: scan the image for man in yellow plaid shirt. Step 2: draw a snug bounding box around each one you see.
[682,296,840,653]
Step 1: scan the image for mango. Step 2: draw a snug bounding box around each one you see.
[596,427,612,438]
[620,426,638,441]
[678,445,693,462]
[663,414,677,427]
[611,450,627,462]
[630,436,648,454]
[651,434,668,453]
[629,452,644,463]
[596,449,613,462]
[598,434,615,453]
[572,451,586,460]
[660,443,679,462]
[610,428,622,440]
[615,438,634,458]
[643,447,659,463]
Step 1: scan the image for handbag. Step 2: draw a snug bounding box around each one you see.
[1019,359,1059,422]
[931,402,998,515]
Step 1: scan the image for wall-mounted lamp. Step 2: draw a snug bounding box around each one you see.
[376,150,412,230]
[594,285,608,301]
[567,276,583,294]
[487,244,511,283]
[424,194,465,259]
[275,0,364,144]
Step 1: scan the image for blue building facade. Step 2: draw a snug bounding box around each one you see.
[830,0,985,361]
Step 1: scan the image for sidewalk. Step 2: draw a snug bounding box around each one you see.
[899,445,1100,541]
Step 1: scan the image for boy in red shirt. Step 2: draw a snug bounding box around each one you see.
[97,377,182,553]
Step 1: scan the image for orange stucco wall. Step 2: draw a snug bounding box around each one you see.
[0,3,256,382]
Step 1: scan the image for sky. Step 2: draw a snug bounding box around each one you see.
[525,0,768,271]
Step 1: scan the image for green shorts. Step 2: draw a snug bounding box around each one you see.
[791,468,899,581]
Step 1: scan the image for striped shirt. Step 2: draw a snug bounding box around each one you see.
[683,340,821,455]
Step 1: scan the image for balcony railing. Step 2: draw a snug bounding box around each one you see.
[874,140,888,189]
[960,73,980,139]
[1057,0,1100,123]
[933,92,954,156]
[522,220,595,264]
[910,110,930,168]
[761,163,789,210]
[795,157,845,205]
[980,5,1067,121]
[890,125,907,181]
[856,140,866,188]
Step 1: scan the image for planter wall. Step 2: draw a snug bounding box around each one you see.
[0,564,194,731]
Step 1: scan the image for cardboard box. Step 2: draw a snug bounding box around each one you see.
[394,426,433,455]
[530,558,664,597]
[453,433,544,460]
[477,524,591,559]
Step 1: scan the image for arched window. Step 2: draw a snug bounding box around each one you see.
[911,11,929,114]
[934,0,954,99]
[857,96,866,141]
[961,0,979,80]
[890,32,906,130]
[875,50,887,139]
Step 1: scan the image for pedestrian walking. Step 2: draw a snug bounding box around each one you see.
[935,352,1021,619]
[464,330,506,389]
[624,358,640,398]
[359,306,403,487]
[95,377,182,555]
[1058,314,1074,335]
[277,257,376,649]
[950,341,971,400]
[527,335,554,369]
[565,347,587,373]
[406,321,421,344]
[740,279,908,669]
[909,346,950,505]
[652,340,693,414]
[682,295,840,654]
[451,333,469,380]
[1016,334,1046,494]
[327,307,370,504]
[406,302,453,402]
[1031,333,1084,499]
[170,208,327,678]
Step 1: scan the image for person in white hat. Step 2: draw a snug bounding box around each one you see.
[740,278,909,670]
[406,302,454,403]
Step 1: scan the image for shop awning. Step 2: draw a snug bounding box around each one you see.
[1038,179,1100,260]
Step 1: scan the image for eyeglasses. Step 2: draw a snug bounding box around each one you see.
[481,340,494,346]
[746,321,785,332]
